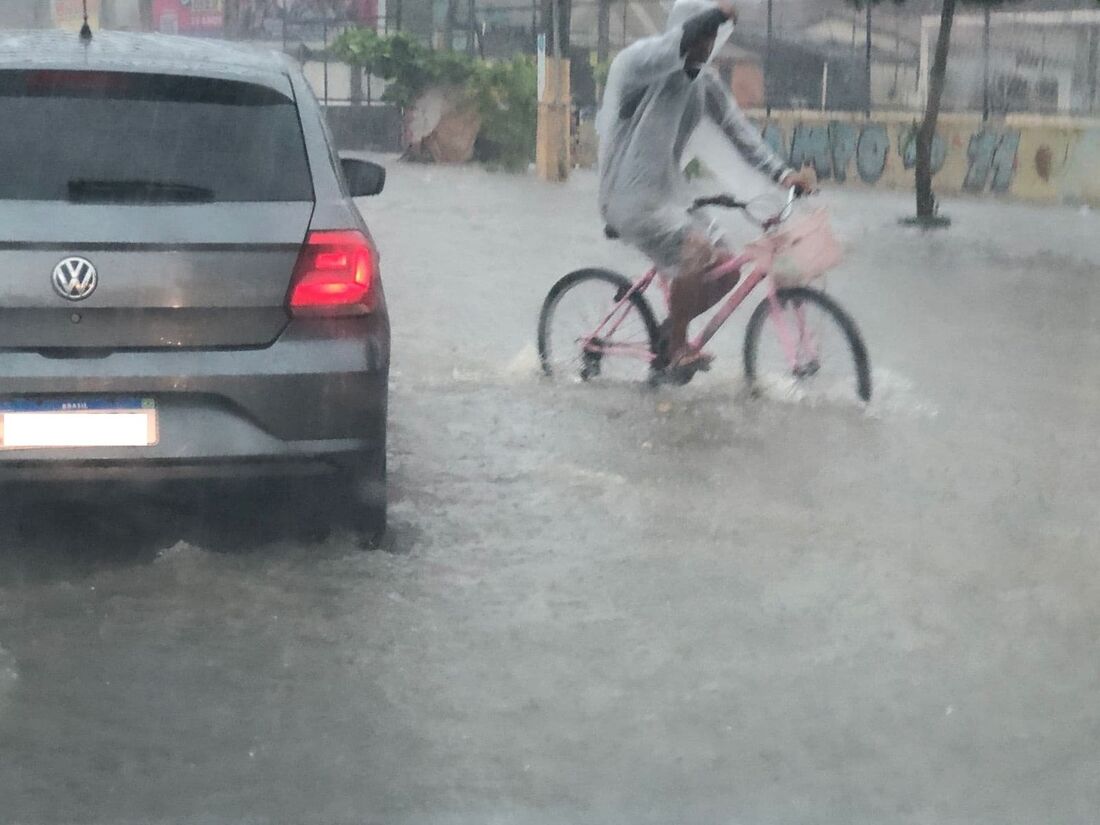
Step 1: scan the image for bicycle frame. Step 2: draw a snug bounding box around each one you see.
[579,248,815,370]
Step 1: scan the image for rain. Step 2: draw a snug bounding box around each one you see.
[2,1,1100,823]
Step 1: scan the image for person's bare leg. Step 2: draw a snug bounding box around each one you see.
[699,264,741,311]
[665,234,739,365]
[664,232,713,360]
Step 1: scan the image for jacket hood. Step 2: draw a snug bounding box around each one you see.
[666,0,734,64]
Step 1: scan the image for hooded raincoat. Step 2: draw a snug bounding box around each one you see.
[597,0,793,273]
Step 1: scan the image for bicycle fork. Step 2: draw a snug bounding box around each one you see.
[766,283,820,374]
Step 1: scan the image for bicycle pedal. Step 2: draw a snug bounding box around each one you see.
[651,364,704,387]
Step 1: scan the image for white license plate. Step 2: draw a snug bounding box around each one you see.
[0,398,158,450]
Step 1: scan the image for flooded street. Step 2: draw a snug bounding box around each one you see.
[2,163,1100,824]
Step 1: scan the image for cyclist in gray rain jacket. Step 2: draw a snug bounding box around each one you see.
[597,0,816,373]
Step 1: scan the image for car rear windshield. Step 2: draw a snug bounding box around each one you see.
[0,70,313,203]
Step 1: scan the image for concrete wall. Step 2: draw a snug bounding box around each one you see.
[753,111,1100,206]
[0,0,40,27]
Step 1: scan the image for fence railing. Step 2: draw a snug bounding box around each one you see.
[732,5,1100,119]
[217,2,1100,119]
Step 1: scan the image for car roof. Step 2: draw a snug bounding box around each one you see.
[0,29,295,96]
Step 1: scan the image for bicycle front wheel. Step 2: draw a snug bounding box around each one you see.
[743,286,872,402]
[538,268,660,383]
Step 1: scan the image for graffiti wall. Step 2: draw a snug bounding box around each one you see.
[755,111,1100,206]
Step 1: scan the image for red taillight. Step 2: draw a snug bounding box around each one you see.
[288,230,378,316]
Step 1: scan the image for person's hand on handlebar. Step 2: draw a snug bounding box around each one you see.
[781,164,818,196]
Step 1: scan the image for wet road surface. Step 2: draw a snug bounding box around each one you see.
[2,163,1099,824]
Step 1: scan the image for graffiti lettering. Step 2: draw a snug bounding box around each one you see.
[828,122,857,183]
[749,119,1024,195]
[789,125,832,179]
[776,121,946,184]
[899,127,948,175]
[964,130,1021,193]
[855,124,889,184]
[761,123,786,159]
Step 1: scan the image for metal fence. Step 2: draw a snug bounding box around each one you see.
[924,9,1100,118]
[216,0,1100,118]
[729,2,1100,118]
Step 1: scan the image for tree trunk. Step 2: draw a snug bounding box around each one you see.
[916,0,955,220]
[597,0,611,64]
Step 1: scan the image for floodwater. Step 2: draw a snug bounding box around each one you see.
[2,162,1099,824]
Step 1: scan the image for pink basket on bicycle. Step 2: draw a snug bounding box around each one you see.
[752,208,843,287]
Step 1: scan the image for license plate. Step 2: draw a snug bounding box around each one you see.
[0,398,158,450]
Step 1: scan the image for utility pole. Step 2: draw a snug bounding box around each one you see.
[864,0,872,117]
[536,0,572,181]
[552,0,560,57]
[765,0,773,116]
[597,0,611,64]
[982,5,991,121]
[540,0,570,56]
[467,0,477,55]
[1089,25,1099,115]
[443,0,457,50]
[223,0,235,38]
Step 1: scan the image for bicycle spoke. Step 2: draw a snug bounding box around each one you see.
[540,275,656,383]
[753,294,857,398]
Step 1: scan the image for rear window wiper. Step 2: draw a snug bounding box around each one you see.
[67,178,215,204]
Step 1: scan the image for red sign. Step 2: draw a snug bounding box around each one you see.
[353,0,380,25]
[153,0,224,34]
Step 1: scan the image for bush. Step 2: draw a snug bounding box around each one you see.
[469,57,537,171]
[332,30,536,170]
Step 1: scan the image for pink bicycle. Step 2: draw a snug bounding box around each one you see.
[537,189,872,401]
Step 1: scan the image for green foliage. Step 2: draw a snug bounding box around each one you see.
[331,30,437,108]
[469,57,538,171]
[332,30,537,169]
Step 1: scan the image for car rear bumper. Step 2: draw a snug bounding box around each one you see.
[0,315,388,481]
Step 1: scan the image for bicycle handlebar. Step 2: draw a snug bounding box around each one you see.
[689,194,750,212]
[689,186,804,216]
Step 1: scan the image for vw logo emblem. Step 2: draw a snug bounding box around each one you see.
[52,257,98,301]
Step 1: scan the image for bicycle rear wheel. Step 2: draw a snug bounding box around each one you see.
[538,268,660,383]
[743,286,871,402]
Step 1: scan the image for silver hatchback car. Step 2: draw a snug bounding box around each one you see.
[0,30,390,539]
